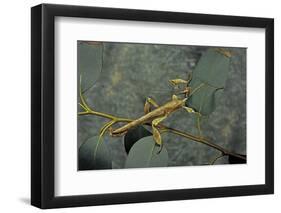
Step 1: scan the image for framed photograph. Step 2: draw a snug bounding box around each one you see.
[31,4,274,209]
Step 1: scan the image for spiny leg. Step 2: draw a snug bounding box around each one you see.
[176,87,191,98]
[144,97,159,114]
[169,79,188,91]
[182,106,203,138]
[152,115,167,153]
[182,106,196,114]
[169,70,193,88]
[186,72,192,85]
[169,78,188,87]
[109,126,128,137]
[169,73,193,98]
[183,72,193,98]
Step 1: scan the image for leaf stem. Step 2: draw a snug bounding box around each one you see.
[210,153,225,165]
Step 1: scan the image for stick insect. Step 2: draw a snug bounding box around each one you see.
[109,73,204,152]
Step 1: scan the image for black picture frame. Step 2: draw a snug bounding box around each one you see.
[31,3,274,209]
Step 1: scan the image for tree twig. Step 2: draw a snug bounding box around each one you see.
[78,90,246,161]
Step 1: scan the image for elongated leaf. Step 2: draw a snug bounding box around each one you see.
[187,48,230,116]
[125,136,169,168]
[78,41,103,92]
[124,126,152,154]
[79,136,112,170]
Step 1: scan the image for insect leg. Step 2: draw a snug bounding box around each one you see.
[144,97,159,114]
[186,72,192,85]
[182,106,194,113]
[169,79,188,88]
[152,115,167,153]
[182,106,203,137]
[109,126,127,137]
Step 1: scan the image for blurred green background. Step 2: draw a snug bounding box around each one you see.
[78,41,246,169]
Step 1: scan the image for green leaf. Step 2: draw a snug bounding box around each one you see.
[78,41,103,92]
[187,48,230,116]
[125,136,169,168]
[79,136,112,170]
[124,126,152,154]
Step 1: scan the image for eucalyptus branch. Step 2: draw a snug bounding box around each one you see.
[160,127,227,153]
[79,75,132,123]
[161,127,246,160]
[78,91,246,161]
